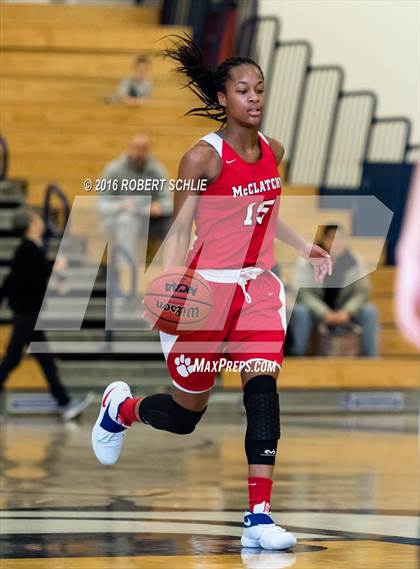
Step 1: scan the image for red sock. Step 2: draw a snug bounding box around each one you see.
[248,477,273,513]
[118,397,142,426]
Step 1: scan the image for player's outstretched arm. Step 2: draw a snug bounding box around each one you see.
[267,135,332,284]
[267,136,312,253]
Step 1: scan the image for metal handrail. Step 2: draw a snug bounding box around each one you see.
[0,135,9,181]
[105,244,138,342]
[109,245,137,299]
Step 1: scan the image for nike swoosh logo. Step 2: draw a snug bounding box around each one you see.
[244,518,252,527]
[100,403,126,433]
[102,386,117,407]
[226,159,236,164]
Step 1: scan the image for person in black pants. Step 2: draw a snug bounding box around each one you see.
[0,209,92,420]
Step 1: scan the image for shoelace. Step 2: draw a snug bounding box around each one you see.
[238,269,262,304]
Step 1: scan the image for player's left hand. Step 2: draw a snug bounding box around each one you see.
[299,242,332,284]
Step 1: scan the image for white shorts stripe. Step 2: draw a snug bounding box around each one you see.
[159,330,178,361]
[171,379,213,394]
[268,271,287,331]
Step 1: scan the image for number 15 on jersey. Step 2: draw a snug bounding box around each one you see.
[243,199,276,226]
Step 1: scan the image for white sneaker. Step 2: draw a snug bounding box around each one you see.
[241,507,296,551]
[91,381,132,466]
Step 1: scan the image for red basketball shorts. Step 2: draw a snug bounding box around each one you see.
[159,269,286,393]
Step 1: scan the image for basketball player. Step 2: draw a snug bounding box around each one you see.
[92,35,331,550]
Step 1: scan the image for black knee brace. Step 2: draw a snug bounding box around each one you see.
[138,393,206,435]
[243,375,280,465]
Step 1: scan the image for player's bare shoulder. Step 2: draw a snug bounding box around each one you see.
[179,139,221,184]
[266,136,285,166]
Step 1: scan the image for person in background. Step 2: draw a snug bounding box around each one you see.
[97,134,172,292]
[0,209,93,420]
[116,55,152,106]
[290,224,379,357]
[395,164,420,348]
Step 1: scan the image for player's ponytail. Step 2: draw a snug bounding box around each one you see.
[160,33,264,125]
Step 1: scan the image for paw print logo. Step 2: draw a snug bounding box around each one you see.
[174,354,195,378]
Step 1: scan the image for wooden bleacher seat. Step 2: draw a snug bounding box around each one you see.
[1,76,187,102]
[1,25,189,53]
[3,123,208,156]
[1,101,205,127]
[222,358,419,390]
[0,3,200,205]
[381,329,419,356]
[0,3,159,27]
[1,52,182,81]
[1,359,46,390]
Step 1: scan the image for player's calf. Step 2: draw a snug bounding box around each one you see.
[117,391,207,435]
[243,374,280,469]
[138,393,206,434]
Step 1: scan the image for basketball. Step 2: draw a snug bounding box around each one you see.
[143,268,214,335]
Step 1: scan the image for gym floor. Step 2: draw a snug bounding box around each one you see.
[0,406,418,568]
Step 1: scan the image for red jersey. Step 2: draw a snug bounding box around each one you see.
[186,131,281,270]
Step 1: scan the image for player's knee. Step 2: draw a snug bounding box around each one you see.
[138,393,206,435]
[243,375,281,439]
[243,375,280,464]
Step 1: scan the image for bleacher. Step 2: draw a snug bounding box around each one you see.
[0,2,212,204]
[0,2,418,408]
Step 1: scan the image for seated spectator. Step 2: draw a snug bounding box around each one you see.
[289,224,379,357]
[97,134,172,293]
[115,55,152,106]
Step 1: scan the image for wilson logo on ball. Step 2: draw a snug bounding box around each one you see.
[156,301,200,319]
[144,268,214,336]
